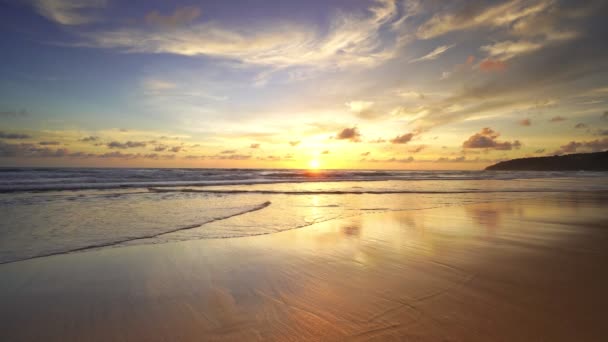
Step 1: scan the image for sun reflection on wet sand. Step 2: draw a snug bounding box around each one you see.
[1,193,608,341]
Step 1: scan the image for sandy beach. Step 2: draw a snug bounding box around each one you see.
[1,192,607,341]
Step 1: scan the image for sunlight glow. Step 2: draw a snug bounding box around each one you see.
[309,159,320,169]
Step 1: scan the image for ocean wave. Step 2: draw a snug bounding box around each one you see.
[0,200,271,265]
[1,168,606,193]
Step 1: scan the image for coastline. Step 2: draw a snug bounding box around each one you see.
[1,192,607,341]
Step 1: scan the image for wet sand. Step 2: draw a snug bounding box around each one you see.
[1,192,608,341]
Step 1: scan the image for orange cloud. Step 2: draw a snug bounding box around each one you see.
[479,59,507,72]
[519,118,531,126]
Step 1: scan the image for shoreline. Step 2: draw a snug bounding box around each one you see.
[1,192,607,341]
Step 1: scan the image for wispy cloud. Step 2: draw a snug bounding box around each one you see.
[31,0,106,25]
[77,0,407,71]
[409,44,455,63]
[145,6,201,28]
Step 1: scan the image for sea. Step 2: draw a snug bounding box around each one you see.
[1,167,607,264]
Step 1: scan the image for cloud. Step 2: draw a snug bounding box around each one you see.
[534,148,546,154]
[145,6,201,28]
[0,109,28,118]
[479,59,507,72]
[462,128,521,150]
[107,141,147,149]
[212,154,251,160]
[409,44,455,63]
[250,143,260,149]
[220,149,236,154]
[142,79,177,91]
[0,131,31,139]
[408,145,426,153]
[574,123,587,128]
[557,138,608,154]
[390,133,414,144]
[169,146,182,153]
[0,141,179,160]
[321,150,330,154]
[346,101,378,119]
[98,151,138,159]
[481,40,543,61]
[288,140,301,147]
[519,118,531,126]
[79,136,99,142]
[0,141,65,157]
[602,111,608,120]
[416,0,554,39]
[336,127,361,142]
[368,156,414,163]
[77,0,405,71]
[436,156,466,163]
[31,0,106,25]
[549,116,566,122]
[38,141,61,145]
[361,151,370,156]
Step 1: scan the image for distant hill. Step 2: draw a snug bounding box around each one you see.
[485,151,608,171]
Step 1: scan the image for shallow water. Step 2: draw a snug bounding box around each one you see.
[1,168,607,264]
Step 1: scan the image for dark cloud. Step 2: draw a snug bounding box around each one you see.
[574,123,587,128]
[213,154,251,160]
[321,150,330,154]
[534,149,546,154]
[98,151,138,159]
[368,138,386,143]
[250,143,260,149]
[38,141,61,146]
[368,156,414,163]
[390,133,414,144]
[519,119,531,126]
[79,136,100,142]
[549,116,566,122]
[154,145,167,151]
[169,146,182,153]
[107,141,147,149]
[436,156,466,163]
[361,151,370,156]
[0,142,65,157]
[0,131,31,139]
[336,127,361,142]
[0,141,179,160]
[288,140,300,147]
[557,138,608,154]
[220,149,236,154]
[463,128,521,150]
[602,111,608,120]
[141,153,176,160]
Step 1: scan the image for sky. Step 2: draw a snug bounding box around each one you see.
[0,0,607,169]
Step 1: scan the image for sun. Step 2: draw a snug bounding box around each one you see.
[309,159,320,169]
